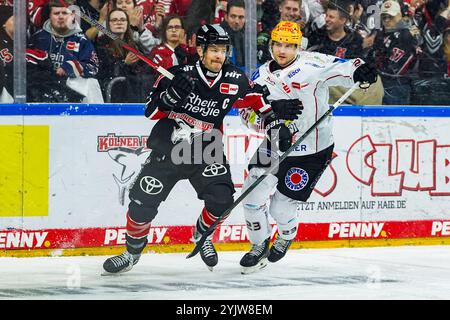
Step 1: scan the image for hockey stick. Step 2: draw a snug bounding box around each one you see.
[58,0,174,80]
[186,81,360,258]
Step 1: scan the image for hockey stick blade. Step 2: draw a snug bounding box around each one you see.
[58,0,174,80]
[186,82,360,259]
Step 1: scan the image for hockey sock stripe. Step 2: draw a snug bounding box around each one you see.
[198,208,231,233]
[126,213,151,239]
[200,207,218,227]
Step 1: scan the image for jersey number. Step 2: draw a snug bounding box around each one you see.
[246,220,261,231]
[0,49,13,63]
[389,48,405,63]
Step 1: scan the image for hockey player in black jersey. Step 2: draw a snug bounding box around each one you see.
[102,24,303,274]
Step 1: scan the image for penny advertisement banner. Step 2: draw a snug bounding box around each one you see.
[0,105,449,254]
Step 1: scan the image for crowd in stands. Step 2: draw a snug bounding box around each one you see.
[0,0,449,105]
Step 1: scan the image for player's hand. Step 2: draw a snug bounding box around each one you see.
[353,63,378,89]
[270,99,304,121]
[263,111,292,152]
[161,73,195,111]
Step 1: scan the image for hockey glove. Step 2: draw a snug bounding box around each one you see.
[353,63,378,89]
[263,111,292,152]
[160,73,195,111]
[271,99,304,121]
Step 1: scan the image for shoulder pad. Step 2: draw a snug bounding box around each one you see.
[301,51,329,65]
[251,69,261,81]
[332,57,348,63]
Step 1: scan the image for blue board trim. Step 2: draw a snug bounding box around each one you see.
[1,104,450,117]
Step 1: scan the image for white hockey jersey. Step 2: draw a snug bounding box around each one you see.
[241,51,362,156]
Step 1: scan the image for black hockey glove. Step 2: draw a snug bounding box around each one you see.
[160,73,195,111]
[263,111,292,152]
[353,63,378,89]
[271,99,304,121]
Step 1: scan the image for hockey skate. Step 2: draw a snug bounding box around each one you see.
[268,235,293,263]
[193,229,218,271]
[102,251,140,275]
[239,238,270,274]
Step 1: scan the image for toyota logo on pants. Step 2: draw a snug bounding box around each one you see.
[202,163,228,177]
[140,176,164,195]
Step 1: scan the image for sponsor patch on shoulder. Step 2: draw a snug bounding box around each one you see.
[251,69,260,81]
[220,83,239,95]
[287,68,301,78]
[333,57,348,63]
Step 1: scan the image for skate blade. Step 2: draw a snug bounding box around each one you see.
[207,266,214,272]
[101,271,121,276]
[240,258,268,275]
[101,266,133,276]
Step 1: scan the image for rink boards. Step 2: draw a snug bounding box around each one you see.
[0,104,449,256]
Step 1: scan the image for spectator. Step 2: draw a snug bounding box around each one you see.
[84,0,112,40]
[171,0,216,37]
[169,0,192,18]
[308,0,383,105]
[373,0,421,105]
[411,16,450,106]
[148,14,190,71]
[220,0,245,69]
[413,0,448,78]
[29,0,51,29]
[260,0,279,32]
[95,8,153,102]
[0,54,5,100]
[114,0,162,35]
[0,5,13,100]
[85,1,162,53]
[445,24,450,75]
[28,0,102,102]
[214,0,228,24]
[112,0,161,54]
[257,0,307,65]
[308,0,364,58]
[76,0,108,33]
[348,0,380,52]
[159,0,173,14]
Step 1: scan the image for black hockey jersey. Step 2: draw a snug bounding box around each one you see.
[0,28,13,95]
[413,0,448,78]
[307,27,364,59]
[145,61,269,157]
[373,21,421,84]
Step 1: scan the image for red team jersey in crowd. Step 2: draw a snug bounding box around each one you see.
[168,0,192,17]
[148,43,188,70]
[136,0,160,35]
[28,0,49,27]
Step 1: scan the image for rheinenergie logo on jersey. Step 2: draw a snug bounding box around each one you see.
[182,93,221,117]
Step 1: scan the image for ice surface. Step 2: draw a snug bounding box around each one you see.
[1,245,449,300]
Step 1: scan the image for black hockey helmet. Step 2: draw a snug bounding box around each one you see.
[196,24,231,48]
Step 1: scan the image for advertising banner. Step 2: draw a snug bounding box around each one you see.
[0,105,449,255]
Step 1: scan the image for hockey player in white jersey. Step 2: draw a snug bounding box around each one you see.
[239,20,377,274]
